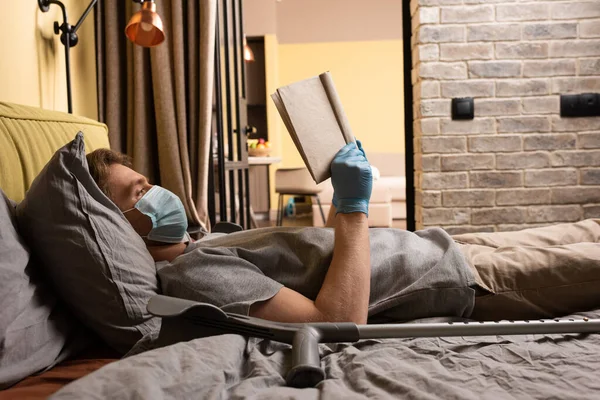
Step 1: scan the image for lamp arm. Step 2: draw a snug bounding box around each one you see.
[39,0,99,37]
[38,0,98,115]
[73,0,99,34]
[39,0,68,25]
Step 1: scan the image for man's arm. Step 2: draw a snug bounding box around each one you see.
[325,203,337,228]
[251,211,370,323]
[316,212,370,322]
[251,142,372,324]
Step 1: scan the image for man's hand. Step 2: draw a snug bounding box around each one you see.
[331,141,372,216]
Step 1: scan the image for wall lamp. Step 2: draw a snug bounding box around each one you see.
[38,0,165,114]
[126,0,165,48]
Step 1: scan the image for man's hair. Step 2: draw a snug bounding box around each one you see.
[86,148,133,199]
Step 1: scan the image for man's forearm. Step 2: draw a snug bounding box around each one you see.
[315,212,370,324]
[325,204,337,228]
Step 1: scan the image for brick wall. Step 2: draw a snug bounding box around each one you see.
[411,0,600,233]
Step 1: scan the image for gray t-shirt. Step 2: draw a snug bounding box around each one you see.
[157,227,477,322]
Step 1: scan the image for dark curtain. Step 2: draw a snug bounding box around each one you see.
[95,0,217,230]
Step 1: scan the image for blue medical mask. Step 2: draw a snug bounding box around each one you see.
[124,185,188,243]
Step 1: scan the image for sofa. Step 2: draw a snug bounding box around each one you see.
[312,152,406,228]
[369,152,407,222]
[0,102,109,202]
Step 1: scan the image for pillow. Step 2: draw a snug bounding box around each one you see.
[0,189,86,389]
[16,133,160,354]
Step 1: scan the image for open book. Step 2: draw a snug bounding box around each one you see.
[271,72,356,184]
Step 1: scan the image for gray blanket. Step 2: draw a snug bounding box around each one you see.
[51,309,600,399]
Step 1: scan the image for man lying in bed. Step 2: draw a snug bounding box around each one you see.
[86,143,600,325]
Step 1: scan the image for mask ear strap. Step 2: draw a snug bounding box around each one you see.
[123,207,135,214]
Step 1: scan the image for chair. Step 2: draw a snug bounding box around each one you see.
[275,168,326,226]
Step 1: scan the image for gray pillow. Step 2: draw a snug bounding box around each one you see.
[0,189,86,389]
[16,133,160,354]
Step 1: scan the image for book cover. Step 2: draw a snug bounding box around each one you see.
[271,72,355,183]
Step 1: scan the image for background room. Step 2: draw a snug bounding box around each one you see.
[243,0,407,229]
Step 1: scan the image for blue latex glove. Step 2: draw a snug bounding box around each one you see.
[332,140,368,208]
[330,141,372,216]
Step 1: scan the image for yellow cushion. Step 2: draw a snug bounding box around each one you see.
[0,102,110,202]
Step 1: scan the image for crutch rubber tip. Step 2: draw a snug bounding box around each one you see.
[286,364,326,388]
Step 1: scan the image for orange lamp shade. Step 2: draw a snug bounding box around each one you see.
[125,0,165,47]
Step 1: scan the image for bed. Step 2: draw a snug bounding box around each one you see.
[1,102,600,399]
[0,345,119,400]
[51,308,600,399]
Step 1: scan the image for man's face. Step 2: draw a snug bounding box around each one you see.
[106,163,153,236]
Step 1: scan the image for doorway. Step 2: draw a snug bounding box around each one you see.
[243,0,412,229]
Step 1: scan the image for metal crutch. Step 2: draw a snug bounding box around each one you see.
[147,295,600,389]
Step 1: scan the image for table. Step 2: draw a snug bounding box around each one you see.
[248,156,282,166]
[248,156,282,226]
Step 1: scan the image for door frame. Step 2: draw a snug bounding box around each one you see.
[402,1,415,231]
